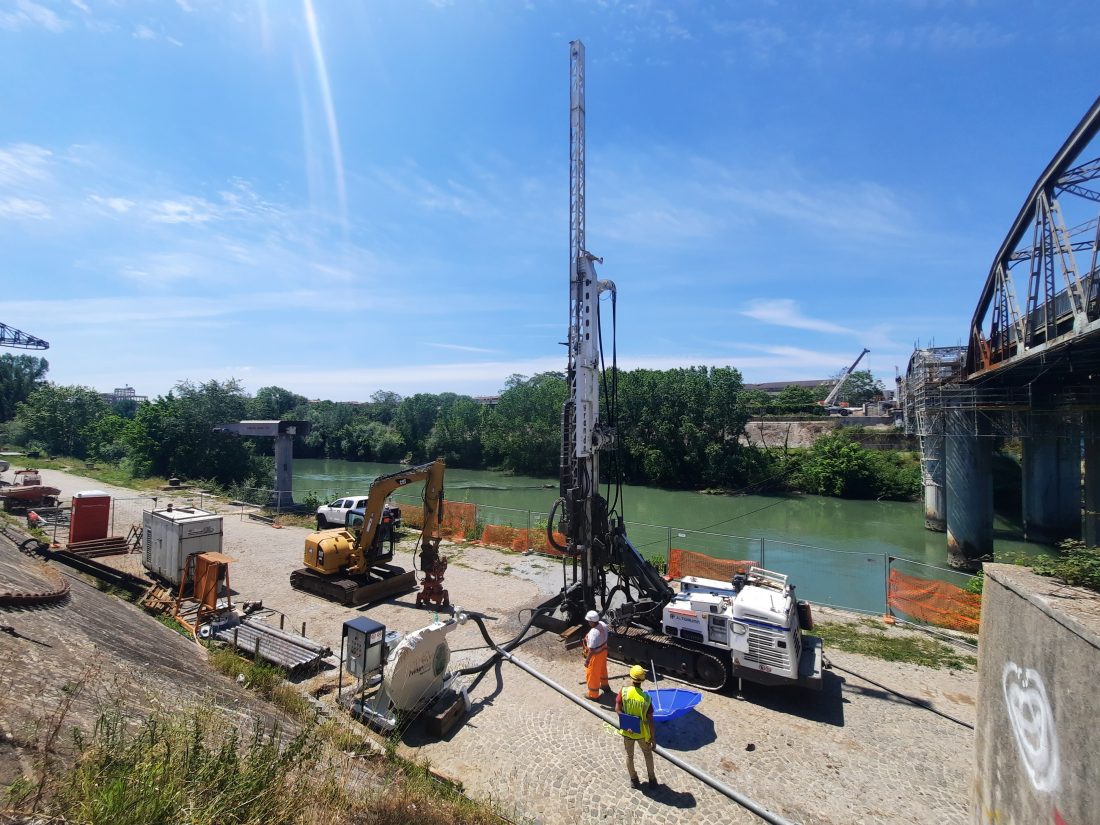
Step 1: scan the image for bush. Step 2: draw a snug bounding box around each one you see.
[1026,540,1100,592]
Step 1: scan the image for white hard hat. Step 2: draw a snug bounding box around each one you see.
[585,610,600,623]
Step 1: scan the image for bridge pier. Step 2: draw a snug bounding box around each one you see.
[922,433,946,532]
[1021,427,1081,543]
[1085,412,1100,547]
[945,408,993,570]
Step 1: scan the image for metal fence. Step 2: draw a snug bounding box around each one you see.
[388,495,978,624]
[110,485,977,629]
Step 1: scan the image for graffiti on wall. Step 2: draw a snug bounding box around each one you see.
[1002,662,1060,794]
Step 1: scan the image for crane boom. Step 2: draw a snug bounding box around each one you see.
[822,347,870,407]
[0,322,49,350]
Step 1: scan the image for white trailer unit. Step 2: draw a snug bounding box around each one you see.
[142,506,223,586]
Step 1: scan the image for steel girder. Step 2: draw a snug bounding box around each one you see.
[968,95,1100,377]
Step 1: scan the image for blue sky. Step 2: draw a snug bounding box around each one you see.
[2,1,1098,402]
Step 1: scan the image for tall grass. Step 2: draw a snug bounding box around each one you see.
[57,709,318,825]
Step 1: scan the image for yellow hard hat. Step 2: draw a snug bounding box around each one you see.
[629,665,646,682]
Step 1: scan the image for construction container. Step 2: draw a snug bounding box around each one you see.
[70,491,111,545]
[141,505,223,586]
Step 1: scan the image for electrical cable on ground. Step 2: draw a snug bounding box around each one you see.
[823,656,975,730]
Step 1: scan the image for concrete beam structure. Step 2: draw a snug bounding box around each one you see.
[1021,427,1082,543]
[1085,412,1100,547]
[945,408,993,570]
[213,420,311,510]
[922,432,947,532]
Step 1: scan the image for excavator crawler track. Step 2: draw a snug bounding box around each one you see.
[290,565,415,607]
[608,625,729,691]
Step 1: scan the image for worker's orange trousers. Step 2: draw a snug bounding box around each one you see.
[585,648,610,698]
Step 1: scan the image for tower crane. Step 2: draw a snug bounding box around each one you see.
[0,322,49,350]
[536,41,821,692]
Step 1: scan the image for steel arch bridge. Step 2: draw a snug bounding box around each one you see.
[966,95,1100,383]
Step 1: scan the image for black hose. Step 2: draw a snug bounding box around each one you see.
[546,498,567,552]
[824,657,975,730]
[457,612,800,825]
[451,605,554,678]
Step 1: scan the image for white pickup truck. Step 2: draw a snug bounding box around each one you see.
[315,496,402,530]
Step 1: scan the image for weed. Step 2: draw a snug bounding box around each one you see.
[148,611,190,636]
[815,620,977,671]
[1025,540,1100,592]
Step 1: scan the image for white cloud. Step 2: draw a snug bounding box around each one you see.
[0,144,53,186]
[176,0,194,11]
[70,0,89,14]
[741,299,853,335]
[0,197,51,219]
[89,194,136,214]
[148,197,218,224]
[428,343,499,354]
[0,0,67,32]
[132,23,156,40]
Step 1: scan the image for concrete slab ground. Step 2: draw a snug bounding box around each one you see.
[33,468,977,825]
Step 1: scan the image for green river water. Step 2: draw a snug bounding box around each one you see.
[294,458,1040,615]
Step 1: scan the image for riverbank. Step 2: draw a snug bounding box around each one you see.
[0,467,981,825]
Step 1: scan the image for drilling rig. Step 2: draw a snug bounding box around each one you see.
[535,41,822,691]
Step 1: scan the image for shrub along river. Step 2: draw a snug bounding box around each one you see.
[294,458,1041,614]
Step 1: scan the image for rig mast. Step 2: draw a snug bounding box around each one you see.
[560,40,615,615]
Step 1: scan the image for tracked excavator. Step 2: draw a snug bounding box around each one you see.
[533,42,822,692]
[290,460,445,606]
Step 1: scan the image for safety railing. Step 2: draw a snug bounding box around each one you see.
[192,486,983,633]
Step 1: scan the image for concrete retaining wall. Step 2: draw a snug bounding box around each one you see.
[973,564,1100,824]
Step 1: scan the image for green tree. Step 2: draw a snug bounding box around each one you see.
[16,384,111,457]
[124,379,256,483]
[616,366,751,487]
[481,373,566,475]
[424,396,484,467]
[394,393,452,461]
[367,390,402,425]
[774,384,819,414]
[247,386,308,419]
[0,354,49,421]
[821,369,885,406]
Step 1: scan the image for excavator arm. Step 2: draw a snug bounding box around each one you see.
[348,460,445,574]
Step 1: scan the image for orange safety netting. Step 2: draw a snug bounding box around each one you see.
[479,524,569,557]
[401,499,479,539]
[887,568,981,633]
[667,549,755,581]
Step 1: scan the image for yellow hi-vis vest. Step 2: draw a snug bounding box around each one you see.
[619,684,651,740]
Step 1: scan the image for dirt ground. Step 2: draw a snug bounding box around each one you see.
[7,467,980,825]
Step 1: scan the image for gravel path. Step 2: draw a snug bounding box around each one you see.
[32,468,978,825]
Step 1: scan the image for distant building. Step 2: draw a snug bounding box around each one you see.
[473,395,500,407]
[100,386,148,404]
[743,380,830,396]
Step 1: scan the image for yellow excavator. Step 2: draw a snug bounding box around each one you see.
[290,459,445,606]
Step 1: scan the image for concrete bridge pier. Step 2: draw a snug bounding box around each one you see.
[273,434,296,510]
[1021,426,1081,543]
[945,408,993,570]
[1085,412,1100,547]
[922,433,947,532]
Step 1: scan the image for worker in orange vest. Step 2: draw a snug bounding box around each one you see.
[616,664,657,788]
[582,609,610,699]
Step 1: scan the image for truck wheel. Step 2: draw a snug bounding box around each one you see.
[316,515,327,530]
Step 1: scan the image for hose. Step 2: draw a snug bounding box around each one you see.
[823,656,974,730]
[459,612,799,825]
[546,498,567,552]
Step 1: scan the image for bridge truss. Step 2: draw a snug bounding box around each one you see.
[968,95,1100,381]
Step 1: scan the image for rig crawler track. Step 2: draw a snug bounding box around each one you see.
[608,625,729,691]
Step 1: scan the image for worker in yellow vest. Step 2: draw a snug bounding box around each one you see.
[616,664,657,788]
[582,609,611,699]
